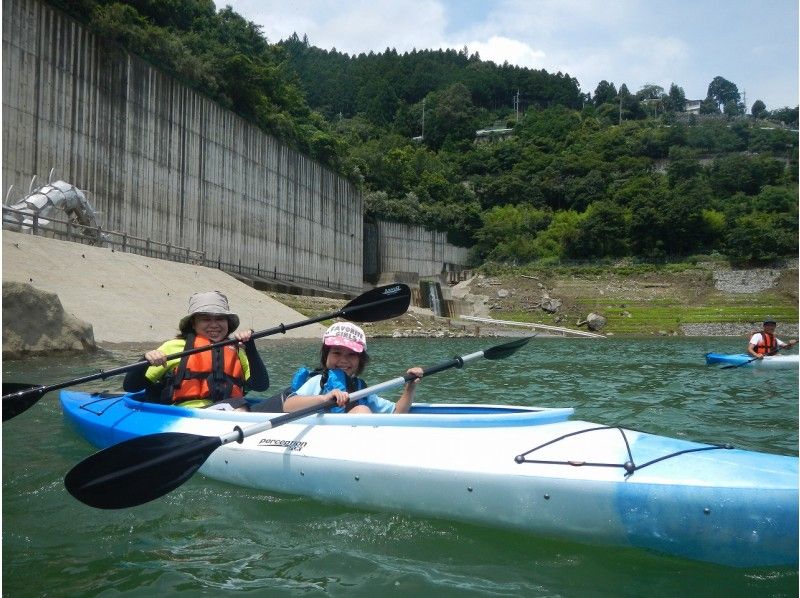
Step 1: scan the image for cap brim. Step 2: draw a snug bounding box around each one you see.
[324,337,365,353]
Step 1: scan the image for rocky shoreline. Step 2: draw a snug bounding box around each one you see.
[3,232,797,359]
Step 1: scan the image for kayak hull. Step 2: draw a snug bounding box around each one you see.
[705,352,799,368]
[60,391,798,568]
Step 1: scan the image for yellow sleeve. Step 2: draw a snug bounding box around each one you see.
[237,347,251,380]
[144,339,187,383]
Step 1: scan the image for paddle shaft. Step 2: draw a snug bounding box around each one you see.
[2,285,410,403]
[215,349,488,446]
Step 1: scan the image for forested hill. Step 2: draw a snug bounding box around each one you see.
[279,36,798,264]
[279,33,583,122]
[45,0,799,265]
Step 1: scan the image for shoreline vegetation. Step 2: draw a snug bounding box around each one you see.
[267,258,799,340]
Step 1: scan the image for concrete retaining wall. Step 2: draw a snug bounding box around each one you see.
[2,0,471,295]
[375,220,470,278]
[2,0,362,293]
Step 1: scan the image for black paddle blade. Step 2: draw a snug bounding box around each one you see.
[483,337,532,360]
[341,284,410,322]
[2,383,46,422]
[721,360,753,370]
[65,432,222,509]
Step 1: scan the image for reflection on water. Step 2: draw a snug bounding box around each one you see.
[3,336,798,596]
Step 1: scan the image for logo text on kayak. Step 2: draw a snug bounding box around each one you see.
[258,438,307,451]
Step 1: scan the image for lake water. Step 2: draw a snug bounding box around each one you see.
[3,337,798,596]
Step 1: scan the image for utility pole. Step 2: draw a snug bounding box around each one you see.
[514,89,520,122]
[421,98,426,140]
[742,89,747,115]
[619,95,622,125]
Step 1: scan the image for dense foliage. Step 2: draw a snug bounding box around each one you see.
[49,0,347,165]
[48,0,798,265]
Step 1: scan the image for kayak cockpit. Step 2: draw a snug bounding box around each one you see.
[112,395,574,428]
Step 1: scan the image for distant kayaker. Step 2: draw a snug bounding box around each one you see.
[123,290,269,410]
[282,321,422,414]
[747,318,797,359]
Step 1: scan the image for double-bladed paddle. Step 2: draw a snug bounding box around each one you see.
[2,284,411,422]
[64,336,531,509]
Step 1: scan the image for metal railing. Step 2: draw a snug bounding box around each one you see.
[2,206,204,263]
[1,206,364,295]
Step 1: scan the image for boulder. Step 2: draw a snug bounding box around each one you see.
[540,297,561,313]
[578,312,607,331]
[2,282,97,359]
[586,312,608,331]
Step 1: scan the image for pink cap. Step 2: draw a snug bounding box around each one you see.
[323,322,366,353]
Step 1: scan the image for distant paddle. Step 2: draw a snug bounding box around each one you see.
[64,336,531,509]
[2,284,411,422]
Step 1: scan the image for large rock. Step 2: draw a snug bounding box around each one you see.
[577,312,608,331]
[540,297,562,313]
[586,312,608,331]
[2,282,97,359]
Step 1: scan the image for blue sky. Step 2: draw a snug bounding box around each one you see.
[215,0,799,110]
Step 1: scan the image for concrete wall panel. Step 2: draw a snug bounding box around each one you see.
[3,0,364,293]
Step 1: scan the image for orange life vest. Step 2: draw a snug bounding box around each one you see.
[165,334,245,403]
[754,332,778,356]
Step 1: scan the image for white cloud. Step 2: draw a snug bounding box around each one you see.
[216,0,798,108]
[462,36,546,68]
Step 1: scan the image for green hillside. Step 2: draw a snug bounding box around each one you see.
[48,0,799,267]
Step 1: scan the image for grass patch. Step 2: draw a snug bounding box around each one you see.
[494,302,798,335]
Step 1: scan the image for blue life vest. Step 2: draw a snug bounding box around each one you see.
[291,367,367,412]
[251,368,367,413]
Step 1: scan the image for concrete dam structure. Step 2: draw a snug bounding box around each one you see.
[2,0,468,296]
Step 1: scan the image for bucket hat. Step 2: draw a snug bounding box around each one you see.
[178,291,239,334]
[323,322,367,353]
[763,317,777,325]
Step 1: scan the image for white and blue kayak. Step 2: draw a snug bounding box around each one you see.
[60,390,798,569]
[705,352,799,369]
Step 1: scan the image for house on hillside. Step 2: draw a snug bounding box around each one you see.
[475,125,514,144]
[685,99,703,115]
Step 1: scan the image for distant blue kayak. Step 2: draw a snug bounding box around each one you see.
[705,353,799,369]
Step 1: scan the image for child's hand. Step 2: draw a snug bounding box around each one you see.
[144,350,167,366]
[234,329,254,343]
[405,367,424,385]
[325,389,349,407]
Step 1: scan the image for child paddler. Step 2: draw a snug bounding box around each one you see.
[123,291,268,411]
[279,322,422,414]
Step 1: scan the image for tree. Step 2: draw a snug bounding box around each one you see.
[475,204,552,261]
[751,99,767,119]
[593,80,617,106]
[618,83,645,120]
[531,210,584,259]
[699,97,720,115]
[666,146,702,188]
[636,84,664,100]
[705,76,740,112]
[568,201,628,258]
[769,106,799,127]
[725,212,798,262]
[723,99,744,116]
[422,83,478,150]
[663,83,686,113]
